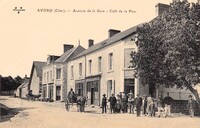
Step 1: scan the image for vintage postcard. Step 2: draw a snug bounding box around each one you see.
[0,0,199,128]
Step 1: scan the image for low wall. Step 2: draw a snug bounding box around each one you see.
[171,100,200,116]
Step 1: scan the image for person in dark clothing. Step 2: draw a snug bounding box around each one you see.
[163,93,173,117]
[135,94,142,117]
[102,94,107,114]
[108,93,117,114]
[142,94,147,115]
[68,88,75,104]
[122,93,128,113]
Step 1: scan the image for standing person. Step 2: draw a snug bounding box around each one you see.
[142,94,147,116]
[108,93,117,114]
[122,93,128,113]
[128,94,134,114]
[115,94,122,113]
[149,99,155,117]
[135,94,142,117]
[68,88,75,105]
[163,93,173,118]
[102,94,107,114]
[147,95,153,116]
[188,95,195,118]
[157,95,163,118]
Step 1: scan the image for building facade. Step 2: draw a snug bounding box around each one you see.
[42,45,85,101]
[67,27,141,106]
[29,61,46,95]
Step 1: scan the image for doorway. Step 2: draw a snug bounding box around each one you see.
[91,88,94,104]
[56,86,61,101]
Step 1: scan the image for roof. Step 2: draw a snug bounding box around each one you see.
[55,45,86,63]
[18,78,30,89]
[55,47,76,63]
[73,23,144,59]
[32,61,46,78]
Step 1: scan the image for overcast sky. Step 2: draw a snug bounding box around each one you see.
[0,0,197,77]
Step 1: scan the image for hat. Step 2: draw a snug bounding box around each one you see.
[103,94,106,96]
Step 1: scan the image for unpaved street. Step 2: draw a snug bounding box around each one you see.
[0,96,199,128]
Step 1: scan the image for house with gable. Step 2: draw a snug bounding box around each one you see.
[42,44,85,101]
[29,61,46,95]
[16,75,30,98]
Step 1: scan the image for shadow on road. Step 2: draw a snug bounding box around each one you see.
[11,107,36,112]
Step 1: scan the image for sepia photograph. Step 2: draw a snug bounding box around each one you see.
[0,0,200,128]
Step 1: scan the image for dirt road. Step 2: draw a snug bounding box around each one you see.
[0,96,199,128]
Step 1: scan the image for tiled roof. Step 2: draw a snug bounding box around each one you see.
[55,45,86,63]
[55,47,76,63]
[33,61,46,77]
[18,78,30,89]
[73,23,144,59]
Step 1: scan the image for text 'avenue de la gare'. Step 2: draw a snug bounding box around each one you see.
[37,9,136,13]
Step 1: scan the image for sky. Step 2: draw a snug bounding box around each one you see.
[0,0,197,77]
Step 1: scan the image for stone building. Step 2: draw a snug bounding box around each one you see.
[67,25,142,106]
[16,76,30,98]
[42,45,85,101]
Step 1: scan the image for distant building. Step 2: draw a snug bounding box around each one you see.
[29,61,46,95]
[42,44,85,101]
[16,75,30,98]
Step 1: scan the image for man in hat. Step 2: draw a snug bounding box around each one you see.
[135,94,142,117]
[102,94,107,113]
[108,93,117,114]
[142,94,147,116]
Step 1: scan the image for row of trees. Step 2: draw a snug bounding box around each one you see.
[0,75,23,93]
[132,0,200,108]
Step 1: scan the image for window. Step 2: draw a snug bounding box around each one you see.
[108,53,113,70]
[89,60,92,74]
[50,71,52,81]
[71,66,74,79]
[79,63,82,77]
[47,72,49,82]
[44,73,46,83]
[124,48,136,68]
[56,69,61,79]
[98,56,102,72]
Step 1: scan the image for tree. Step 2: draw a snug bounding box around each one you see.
[134,0,200,108]
[14,76,23,90]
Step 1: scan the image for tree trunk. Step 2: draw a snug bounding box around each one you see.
[183,78,200,111]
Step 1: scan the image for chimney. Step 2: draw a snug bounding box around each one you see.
[155,3,170,16]
[108,29,121,38]
[63,44,74,53]
[88,39,94,47]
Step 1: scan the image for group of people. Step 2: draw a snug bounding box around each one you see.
[102,92,176,118]
[67,88,196,118]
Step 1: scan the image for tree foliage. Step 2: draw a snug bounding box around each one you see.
[134,0,200,103]
[0,75,23,92]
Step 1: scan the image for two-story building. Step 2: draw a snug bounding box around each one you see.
[42,44,85,101]
[67,26,143,106]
